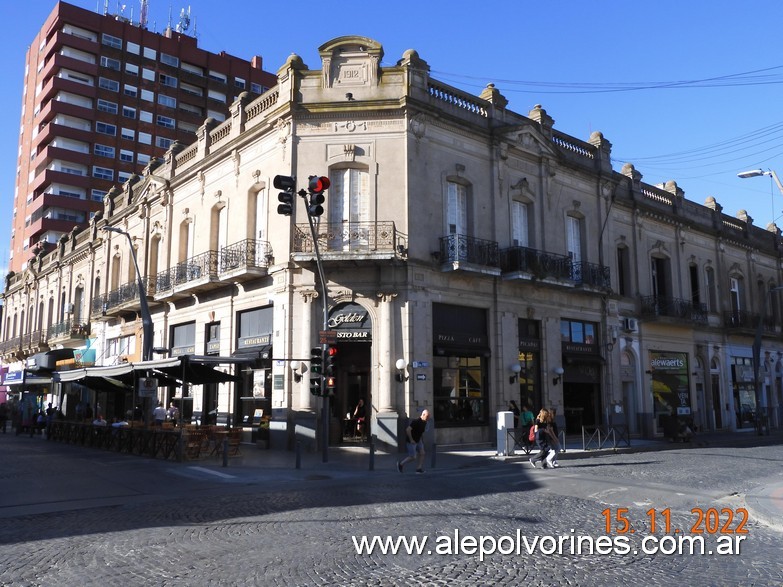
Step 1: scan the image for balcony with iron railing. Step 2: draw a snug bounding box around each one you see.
[47,317,90,345]
[723,310,777,334]
[92,277,154,318]
[293,221,408,261]
[436,234,500,275]
[0,336,22,361]
[216,238,273,281]
[499,246,611,289]
[640,295,708,325]
[21,329,49,353]
[154,250,219,299]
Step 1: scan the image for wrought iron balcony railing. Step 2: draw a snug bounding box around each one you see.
[92,277,153,315]
[21,329,48,351]
[47,318,90,341]
[723,310,776,333]
[438,234,499,266]
[499,246,610,288]
[0,336,22,356]
[217,239,272,275]
[640,295,708,324]
[155,250,218,295]
[293,221,407,257]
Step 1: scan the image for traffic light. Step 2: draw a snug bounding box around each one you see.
[325,345,338,377]
[307,175,330,216]
[274,174,296,216]
[309,346,323,396]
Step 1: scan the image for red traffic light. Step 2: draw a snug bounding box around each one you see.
[308,176,330,194]
[327,346,338,357]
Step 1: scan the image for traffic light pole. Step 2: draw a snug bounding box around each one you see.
[304,193,331,463]
[276,174,331,463]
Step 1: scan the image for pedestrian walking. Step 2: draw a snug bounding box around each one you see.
[153,401,167,426]
[397,409,430,474]
[529,408,557,469]
[520,403,535,450]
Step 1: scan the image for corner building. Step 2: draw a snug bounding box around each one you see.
[9,1,275,273]
[3,36,783,450]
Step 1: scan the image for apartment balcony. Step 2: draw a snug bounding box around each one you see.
[91,278,154,318]
[292,221,408,263]
[640,295,708,325]
[21,330,49,354]
[216,238,272,282]
[723,310,777,334]
[435,234,500,275]
[47,318,90,346]
[154,251,219,300]
[499,246,611,289]
[0,337,23,362]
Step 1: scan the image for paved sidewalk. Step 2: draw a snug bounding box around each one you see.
[191,426,783,476]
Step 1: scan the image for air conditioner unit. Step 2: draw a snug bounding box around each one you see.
[64,303,74,314]
[621,317,638,332]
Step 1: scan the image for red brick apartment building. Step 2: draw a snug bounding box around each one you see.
[8,1,276,273]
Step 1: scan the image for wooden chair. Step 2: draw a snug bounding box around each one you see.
[226,429,242,456]
[185,431,207,459]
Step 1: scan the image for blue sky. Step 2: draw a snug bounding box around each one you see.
[3,0,783,282]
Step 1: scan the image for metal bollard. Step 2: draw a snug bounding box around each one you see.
[222,436,228,467]
[296,441,301,469]
[369,435,376,471]
[431,442,437,469]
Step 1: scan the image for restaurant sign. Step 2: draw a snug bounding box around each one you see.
[328,302,372,342]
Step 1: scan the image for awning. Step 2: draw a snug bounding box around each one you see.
[231,346,272,360]
[52,356,245,387]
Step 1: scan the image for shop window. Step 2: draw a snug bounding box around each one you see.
[433,355,487,426]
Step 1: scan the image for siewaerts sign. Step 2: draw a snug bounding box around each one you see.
[328,302,371,341]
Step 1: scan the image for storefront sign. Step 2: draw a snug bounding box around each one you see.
[649,351,690,420]
[328,302,372,342]
[238,334,271,349]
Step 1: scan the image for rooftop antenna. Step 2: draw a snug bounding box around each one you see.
[176,5,191,34]
[139,0,149,28]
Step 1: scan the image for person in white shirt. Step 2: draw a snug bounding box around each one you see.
[153,402,167,426]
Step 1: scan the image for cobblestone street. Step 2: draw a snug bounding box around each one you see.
[1,433,781,586]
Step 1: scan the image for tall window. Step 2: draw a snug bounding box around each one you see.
[689,265,701,305]
[651,257,671,299]
[511,201,529,247]
[567,215,583,281]
[705,266,717,312]
[617,246,631,297]
[447,182,467,235]
[329,168,370,249]
[730,277,742,315]
[566,216,582,263]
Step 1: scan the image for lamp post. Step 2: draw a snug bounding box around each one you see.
[737,168,783,197]
[751,285,783,436]
[101,226,153,361]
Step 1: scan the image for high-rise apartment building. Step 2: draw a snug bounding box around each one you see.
[8,1,276,273]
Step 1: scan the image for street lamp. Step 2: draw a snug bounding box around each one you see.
[751,285,783,436]
[101,226,153,361]
[737,169,783,197]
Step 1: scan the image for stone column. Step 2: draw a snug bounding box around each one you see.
[377,292,397,412]
[299,291,318,411]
